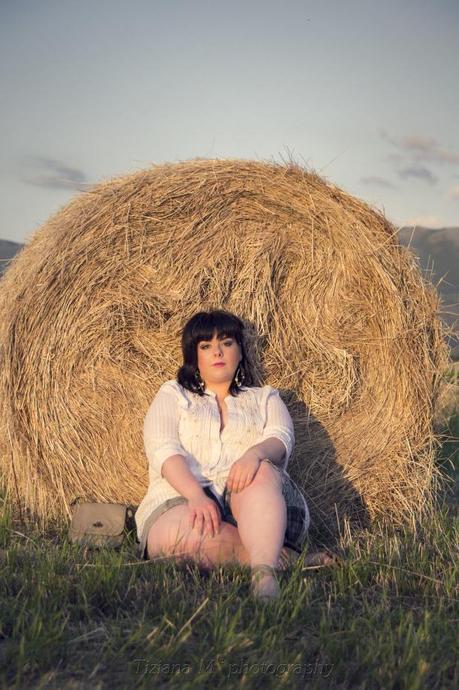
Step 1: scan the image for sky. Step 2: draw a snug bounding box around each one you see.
[1,0,458,244]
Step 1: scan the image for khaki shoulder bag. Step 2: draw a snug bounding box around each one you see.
[69,499,132,549]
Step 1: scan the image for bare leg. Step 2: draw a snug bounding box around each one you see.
[146,503,252,568]
[229,460,287,569]
[228,461,287,599]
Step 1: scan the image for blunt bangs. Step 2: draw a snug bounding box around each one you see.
[190,312,241,345]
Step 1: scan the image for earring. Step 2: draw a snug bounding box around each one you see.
[194,368,205,392]
[234,362,245,387]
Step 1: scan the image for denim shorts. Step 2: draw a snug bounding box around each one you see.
[137,459,310,561]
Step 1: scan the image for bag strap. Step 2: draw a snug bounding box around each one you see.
[70,495,85,508]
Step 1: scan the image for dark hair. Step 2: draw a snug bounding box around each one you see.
[176,309,255,397]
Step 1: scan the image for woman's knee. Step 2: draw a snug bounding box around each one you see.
[147,503,199,557]
[230,460,283,501]
[256,460,284,488]
[147,504,239,558]
[229,462,284,519]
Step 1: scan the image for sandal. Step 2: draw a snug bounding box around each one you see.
[251,564,281,602]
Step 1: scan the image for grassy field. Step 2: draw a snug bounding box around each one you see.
[0,396,457,689]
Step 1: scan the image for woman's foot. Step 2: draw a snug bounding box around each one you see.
[251,564,281,602]
[302,550,340,568]
[277,546,301,570]
[277,547,341,571]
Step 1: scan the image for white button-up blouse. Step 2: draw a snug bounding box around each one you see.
[135,379,295,540]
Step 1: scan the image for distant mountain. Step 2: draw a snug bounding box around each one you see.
[396,226,459,360]
[396,226,459,298]
[0,240,23,276]
[1,227,458,358]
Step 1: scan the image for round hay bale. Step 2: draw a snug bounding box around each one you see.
[0,158,451,542]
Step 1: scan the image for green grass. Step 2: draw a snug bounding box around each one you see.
[436,407,459,507]
[1,411,458,689]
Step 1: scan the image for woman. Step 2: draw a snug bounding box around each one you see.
[135,309,331,601]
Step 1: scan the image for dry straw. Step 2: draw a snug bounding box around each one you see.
[0,157,453,542]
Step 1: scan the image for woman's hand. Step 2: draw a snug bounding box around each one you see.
[226,451,262,493]
[187,489,221,538]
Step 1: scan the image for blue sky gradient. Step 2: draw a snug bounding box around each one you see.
[1,0,458,242]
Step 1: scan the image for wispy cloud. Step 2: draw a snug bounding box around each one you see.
[360,175,396,189]
[380,129,459,165]
[446,183,459,200]
[401,214,445,228]
[398,165,438,185]
[21,156,91,191]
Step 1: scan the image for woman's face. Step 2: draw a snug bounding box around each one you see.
[196,331,242,388]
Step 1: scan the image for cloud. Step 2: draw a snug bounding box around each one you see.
[360,175,396,189]
[398,165,438,185]
[446,183,459,200]
[21,156,91,191]
[401,214,445,228]
[380,129,459,165]
[385,153,404,165]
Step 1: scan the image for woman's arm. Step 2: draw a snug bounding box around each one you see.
[243,436,287,468]
[243,387,295,469]
[143,384,205,499]
[161,454,205,500]
[226,388,295,492]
